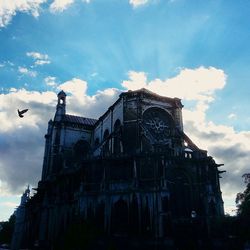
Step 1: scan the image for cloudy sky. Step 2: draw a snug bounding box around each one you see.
[0,0,250,221]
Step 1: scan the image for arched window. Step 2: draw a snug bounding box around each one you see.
[129,194,139,235]
[142,196,151,235]
[113,119,122,155]
[111,199,129,234]
[73,139,90,161]
[95,202,105,230]
[103,129,110,156]
[142,107,174,146]
[57,90,66,105]
[167,169,192,218]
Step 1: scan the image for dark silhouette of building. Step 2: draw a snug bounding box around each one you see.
[11,186,30,249]
[12,88,224,249]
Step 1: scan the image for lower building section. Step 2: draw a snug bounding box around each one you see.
[12,152,224,249]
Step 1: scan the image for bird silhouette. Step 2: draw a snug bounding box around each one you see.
[17,109,29,118]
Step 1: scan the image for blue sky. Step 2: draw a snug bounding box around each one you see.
[0,0,250,220]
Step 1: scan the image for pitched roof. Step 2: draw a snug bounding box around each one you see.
[57,90,66,96]
[120,88,182,104]
[62,114,97,126]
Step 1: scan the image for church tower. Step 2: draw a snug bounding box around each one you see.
[54,90,66,121]
[41,91,67,180]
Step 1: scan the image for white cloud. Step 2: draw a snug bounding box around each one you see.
[0,89,56,132]
[49,0,74,12]
[18,67,28,73]
[26,51,48,60]
[26,51,51,66]
[18,66,37,77]
[0,0,46,28]
[182,109,250,213]
[129,0,148,8]
[0,61,15,68]
[49,0,91,12]
[228,113,237,119]
[122,71,147,90]
[0,0,93,27]
[57,78,120,117]
[35,59,51,65]
[0,190,19,221]
[44,76,57,86]
[0,201,19,208]
[58,78,88,102]
[0,81,119,197]
[0,89,57,201]
[122,67,226,102]
[9,87,17,92]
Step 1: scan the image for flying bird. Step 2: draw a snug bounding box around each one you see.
[17,109,29,118]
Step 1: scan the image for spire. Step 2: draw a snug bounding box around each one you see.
[20,185,31,206]
[54,90,66,121]
[26,184,30,194]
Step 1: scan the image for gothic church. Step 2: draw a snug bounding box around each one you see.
[12,88,224,249]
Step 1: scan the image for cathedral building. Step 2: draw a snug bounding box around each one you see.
[12,88,224,249]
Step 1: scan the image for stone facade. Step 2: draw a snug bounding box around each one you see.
[12,88,224,249]
[11,186,31,249]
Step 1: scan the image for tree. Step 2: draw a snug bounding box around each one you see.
[236,173,250,217]
[235,173,250,242]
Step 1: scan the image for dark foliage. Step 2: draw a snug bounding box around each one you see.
[236,184,250,218]
[0,214,15,244]
[232,173,250,242]
[236,173,250,218]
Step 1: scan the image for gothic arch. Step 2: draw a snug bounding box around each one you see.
[103,129,110,156]
[129,194,139,235]
[142,196,151,235]
[142,107,175,126]
[113,119,122,154]
[73,139,90,160]
[111,199,129,235]
[166,169,193,218]
[95,201,105,230]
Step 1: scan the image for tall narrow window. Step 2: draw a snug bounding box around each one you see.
[103,129,110,156]
[113,119,122,155]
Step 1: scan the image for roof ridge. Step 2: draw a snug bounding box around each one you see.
[63,114,97,126]
[65,114,97,120]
